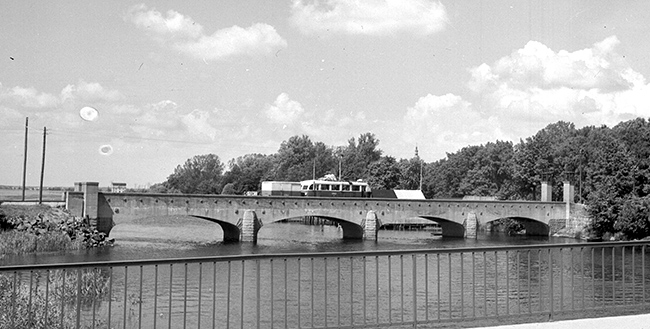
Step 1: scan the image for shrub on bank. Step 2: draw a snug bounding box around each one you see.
[0,230,83,254]
[0,204,112,255]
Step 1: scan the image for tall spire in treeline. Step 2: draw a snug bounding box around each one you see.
[415,145,419,159]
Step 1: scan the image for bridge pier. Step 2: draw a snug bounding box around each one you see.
[464,212,478,239]
[363,211,381,241]
[239,210,263,243]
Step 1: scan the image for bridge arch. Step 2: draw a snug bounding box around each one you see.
[190,215,241,242]
[486,217,550,236]
[418,216,465,237]
[268,215,364,240]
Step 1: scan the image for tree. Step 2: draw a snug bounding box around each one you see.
[222,154,275,194]
[272,136,339,182]
[221,183,236,195]
[397,155,423,190]
[462,141,516,199]
[274,135,316,181]
[340,133,382,180]
[148,182,180,194]
[581,126,639,238]
[367,156,401,189]
[512,121,579,201]
[436,145,482,198]
[313,142,337,179]
[165,154,224,194]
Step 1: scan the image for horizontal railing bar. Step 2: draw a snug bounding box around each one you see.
[1,240,647,272]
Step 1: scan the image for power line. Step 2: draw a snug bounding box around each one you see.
[5,121,282,154]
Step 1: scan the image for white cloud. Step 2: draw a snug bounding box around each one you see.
[468,35,650,131]
[1,86,59,108]
[400,36,650,161]
[127,4,287,61]
[0,81,121,110]
[149,100,177,112]
[265,93,305,124]
[126,100,182,137]
[260,93,373,147]
[0,106,24,127]
[119,101,225,143]
[179,23,287,60]
[471,36,640,93]
[127,4,203,39]
[404,93,494,146]
[181,109,218,140]
[290,0,447,36]
[61,81,123,103]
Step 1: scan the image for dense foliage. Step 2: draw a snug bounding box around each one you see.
[156,118,650,240]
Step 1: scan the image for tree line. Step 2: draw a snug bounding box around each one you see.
[150,118,650,240]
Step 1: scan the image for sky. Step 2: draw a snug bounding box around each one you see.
[2,0,650,188]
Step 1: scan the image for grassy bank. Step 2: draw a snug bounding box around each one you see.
[0,204,110,255]
[0,187,66,202]
[0,204,114,328]
[0,230,84,254]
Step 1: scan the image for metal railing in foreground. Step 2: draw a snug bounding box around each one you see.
[1,241,649,329]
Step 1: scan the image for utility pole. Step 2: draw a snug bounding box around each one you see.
[22,117,28,201]
[38,127,46,204]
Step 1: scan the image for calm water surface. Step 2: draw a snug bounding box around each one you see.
[3,221,644,329]
[1,219,580,266]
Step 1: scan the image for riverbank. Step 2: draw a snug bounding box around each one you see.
[0,204,112,255]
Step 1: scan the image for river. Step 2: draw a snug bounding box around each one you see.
[3,220,645,328]
[0,218,580,266]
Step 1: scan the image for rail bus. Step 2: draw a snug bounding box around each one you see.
[260,180,424,199]
[299,179,371,197]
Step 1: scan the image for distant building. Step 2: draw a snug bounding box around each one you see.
[111,182,127,193]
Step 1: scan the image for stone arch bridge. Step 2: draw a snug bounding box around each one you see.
[66,182,583,244]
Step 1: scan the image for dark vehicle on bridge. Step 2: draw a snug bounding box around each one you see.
[299,179,371,197]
